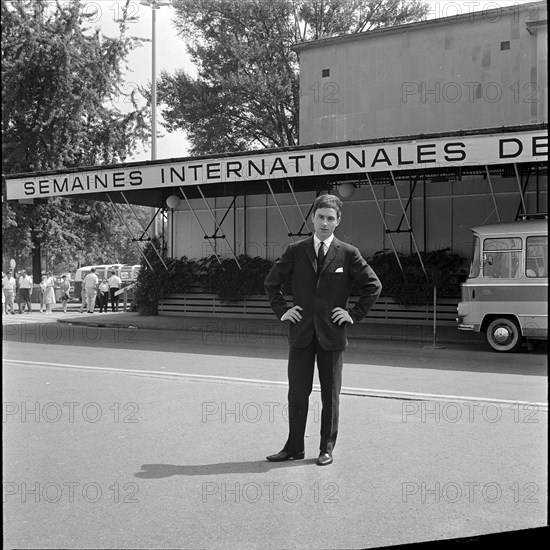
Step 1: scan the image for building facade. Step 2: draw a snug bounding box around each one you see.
[296,1,547,144]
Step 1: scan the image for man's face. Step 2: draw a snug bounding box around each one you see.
[312,207,340,241]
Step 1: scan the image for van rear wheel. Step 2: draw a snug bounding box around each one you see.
[486,318,522,352]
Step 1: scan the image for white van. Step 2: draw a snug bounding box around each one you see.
[457,218,547,352]
[74,264,140,301]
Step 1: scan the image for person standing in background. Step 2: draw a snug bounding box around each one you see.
[98,278,110,313]
[79,277,88,313]
[1,273,6,314]
[108,270,122,312]
[39,273,47,312]
[84,268,99,313]
[43,271,56,314]
[17,270,33,313]
[3,270,16,315]
[59,274,71,313]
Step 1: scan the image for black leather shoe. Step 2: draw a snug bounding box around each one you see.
[266,450,305,462]
[316,452,333,466]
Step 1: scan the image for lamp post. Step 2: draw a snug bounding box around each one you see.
[140,0,171,238]
[140,0,170,161]
[166,194,181,258]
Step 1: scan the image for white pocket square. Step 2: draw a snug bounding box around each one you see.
[335,267,344,273]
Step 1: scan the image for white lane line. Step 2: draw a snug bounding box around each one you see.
[4,359,548,410]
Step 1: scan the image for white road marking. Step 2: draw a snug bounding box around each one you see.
[4,359,547,410]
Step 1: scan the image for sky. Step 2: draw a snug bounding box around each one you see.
[94,0,537,162]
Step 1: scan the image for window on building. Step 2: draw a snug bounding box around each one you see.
[322,68,330,77]
[500,41,510,50]
[483,237,522,279]
[526,236,548,278]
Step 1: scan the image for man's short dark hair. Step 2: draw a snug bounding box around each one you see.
[91,268,96,272]
[312,194,343,218]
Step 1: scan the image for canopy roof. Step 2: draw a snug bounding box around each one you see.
[4,124,547,207]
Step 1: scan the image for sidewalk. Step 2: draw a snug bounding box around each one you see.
[55,308,486,346]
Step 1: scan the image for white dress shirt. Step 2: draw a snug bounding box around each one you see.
[314,233,334,257]
[313,233,353,324]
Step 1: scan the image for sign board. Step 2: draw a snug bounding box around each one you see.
[5,130,547,201]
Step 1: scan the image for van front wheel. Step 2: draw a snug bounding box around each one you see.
[486,318,522,352]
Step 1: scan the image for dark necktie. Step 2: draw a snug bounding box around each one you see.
[317,241,325,276]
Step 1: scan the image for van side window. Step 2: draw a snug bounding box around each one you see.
[483,237,522,279]
[526,236,548,278]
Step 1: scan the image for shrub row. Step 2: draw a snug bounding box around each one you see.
[133,239,468,315]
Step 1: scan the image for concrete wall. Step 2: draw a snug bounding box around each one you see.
[297,2,547,145]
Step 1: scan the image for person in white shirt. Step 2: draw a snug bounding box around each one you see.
[98,279,110,313]
[108,270,122,312]
[2,272,8,314]
[17,270,33,313]
[3,270,17,314]
[83,268,99,313]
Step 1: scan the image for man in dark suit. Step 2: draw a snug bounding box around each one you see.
[264,194,382,466]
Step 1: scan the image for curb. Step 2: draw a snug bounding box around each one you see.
[56,317,486,346]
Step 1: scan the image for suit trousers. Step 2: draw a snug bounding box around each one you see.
[284,334,343,454]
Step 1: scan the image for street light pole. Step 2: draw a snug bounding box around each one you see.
[140,0,170,160]
[140,0,170,238]
[151,4,157,161]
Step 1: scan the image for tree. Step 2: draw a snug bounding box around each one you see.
[1,0,151,274]
[159,0,429,155]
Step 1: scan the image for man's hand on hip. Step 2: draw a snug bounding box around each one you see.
[332,307,353,325]
[281,306,302,323]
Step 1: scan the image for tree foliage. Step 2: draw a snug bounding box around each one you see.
[159,0,429,154]
[1,0,151,273]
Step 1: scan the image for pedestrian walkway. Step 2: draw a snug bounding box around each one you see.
[2,298,485,345]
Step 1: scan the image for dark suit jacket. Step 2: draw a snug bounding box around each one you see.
[265,237,382,351]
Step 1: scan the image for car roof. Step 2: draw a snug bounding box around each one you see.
[472,219,547,237]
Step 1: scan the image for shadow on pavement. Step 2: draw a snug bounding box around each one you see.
[135,459,318,478]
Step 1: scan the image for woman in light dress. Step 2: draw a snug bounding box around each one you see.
[43,271,56,314]
[39,275,47,312]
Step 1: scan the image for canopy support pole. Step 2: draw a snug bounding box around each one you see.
[389,171,429,281]
[365,173,405,273]
[266,180,295,242]
[484,166,501,222]
[196,186,241,269]
[177,187,222,265]
[120,192,169,271]
[105,193,154,271]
